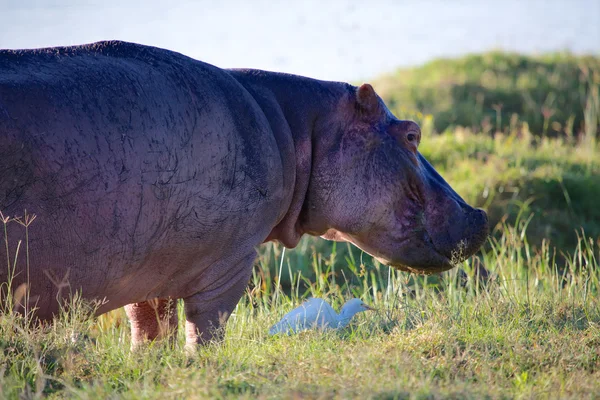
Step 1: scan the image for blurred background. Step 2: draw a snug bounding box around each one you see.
[1,0,599,282]
[1,0,598,81]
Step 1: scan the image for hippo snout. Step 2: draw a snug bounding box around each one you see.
[461,207,489,257]
[429,206,489,263]
[469,208,489,227]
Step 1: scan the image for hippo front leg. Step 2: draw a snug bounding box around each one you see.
[183,253,255,346]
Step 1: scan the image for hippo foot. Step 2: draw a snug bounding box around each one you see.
[124,297,178,350]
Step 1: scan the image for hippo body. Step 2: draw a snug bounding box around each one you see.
[0,41,487,345]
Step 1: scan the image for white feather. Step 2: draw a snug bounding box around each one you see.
[269,298,373,335]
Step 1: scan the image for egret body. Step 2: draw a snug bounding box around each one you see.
[269,298,374,335]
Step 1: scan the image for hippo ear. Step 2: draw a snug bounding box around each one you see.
[356,83,379,113]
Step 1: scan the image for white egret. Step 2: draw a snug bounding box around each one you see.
[269,298,374,335]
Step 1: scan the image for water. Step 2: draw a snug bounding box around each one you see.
[1,0,598,81]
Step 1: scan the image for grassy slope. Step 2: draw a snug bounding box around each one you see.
[1,224,599,399]
[372,52,600,137]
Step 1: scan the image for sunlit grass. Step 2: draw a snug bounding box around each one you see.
[373,52,600,137]
[1,216,598,399]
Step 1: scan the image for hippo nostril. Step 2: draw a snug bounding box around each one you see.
[472,208,488,225]
[464,208,487,224]
[479,209,488,222]
[467,209,489,246]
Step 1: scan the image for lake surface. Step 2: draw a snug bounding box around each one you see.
[1,0,599,81]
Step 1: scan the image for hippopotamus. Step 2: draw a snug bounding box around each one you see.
[0,41,488,346]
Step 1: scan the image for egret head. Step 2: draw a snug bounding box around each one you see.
[340,298,375,318]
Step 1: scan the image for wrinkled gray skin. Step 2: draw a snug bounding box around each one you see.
[0,41,488,346]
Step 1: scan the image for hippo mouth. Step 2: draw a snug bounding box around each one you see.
[320,202,488,275]
[374,197,489,274]
[326,225,461,275]
[372,230,456,275]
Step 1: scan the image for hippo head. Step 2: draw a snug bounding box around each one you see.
[301,83,488,274]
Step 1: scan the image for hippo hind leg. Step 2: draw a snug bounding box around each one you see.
[124,297,178,349]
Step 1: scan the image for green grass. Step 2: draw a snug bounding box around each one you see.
[372,52,600,138]
[1,219,599,399]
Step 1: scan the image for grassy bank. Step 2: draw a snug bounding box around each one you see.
[1,223,599,398]
[372,52,600,138]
